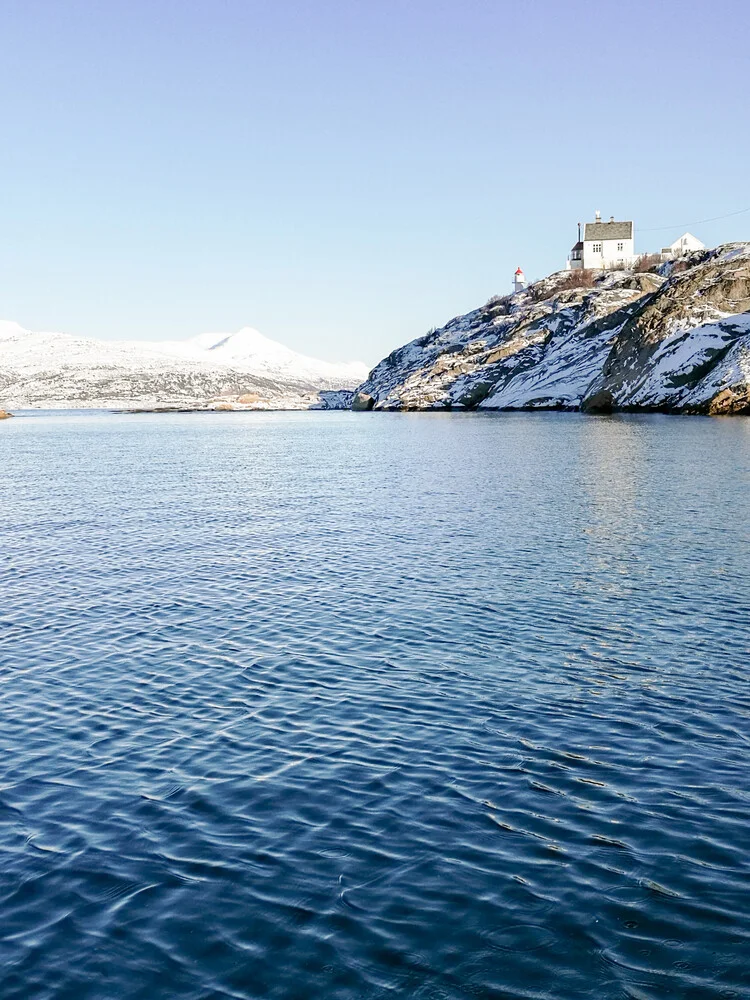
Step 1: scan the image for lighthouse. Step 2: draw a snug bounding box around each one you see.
[513,266,526,294]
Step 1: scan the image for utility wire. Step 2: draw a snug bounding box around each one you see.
[639,207,750,232]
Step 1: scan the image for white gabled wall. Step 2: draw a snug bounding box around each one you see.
[582,236,635,269]
[668,232,705,255]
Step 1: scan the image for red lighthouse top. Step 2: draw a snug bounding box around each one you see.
[515,266,524,275]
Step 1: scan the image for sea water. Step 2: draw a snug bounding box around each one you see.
[1,410,748,999]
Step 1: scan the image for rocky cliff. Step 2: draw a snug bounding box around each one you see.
[353,243,750,415]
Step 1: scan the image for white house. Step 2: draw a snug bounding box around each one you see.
[568,211,636,270]
[661,232,705,257]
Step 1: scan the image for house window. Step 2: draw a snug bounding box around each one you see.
[592,243,602,253]
[617,242,624,251]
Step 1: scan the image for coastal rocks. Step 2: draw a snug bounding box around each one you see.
[580,390,614,415]
[355,243,750,416]
[352,391,375,411]
[707,386,750,415]
[0,409,12,419]
[581,247,750,414]
[202,391,325,411]
[313,390,356,410]
[117,388,353,413]
[356,270,655,412]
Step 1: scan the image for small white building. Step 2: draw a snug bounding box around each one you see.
[513,266,526,293]
[661,232,705,257]
[569,211,636,270]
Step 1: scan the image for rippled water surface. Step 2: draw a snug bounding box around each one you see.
[1,410,749,1000]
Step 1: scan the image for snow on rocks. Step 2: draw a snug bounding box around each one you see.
[356,243,750,415]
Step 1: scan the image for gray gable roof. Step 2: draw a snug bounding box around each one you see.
[584,221,633,242]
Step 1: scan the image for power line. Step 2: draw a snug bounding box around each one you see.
[639,207,750,233]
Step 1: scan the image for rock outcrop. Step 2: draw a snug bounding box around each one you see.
[353,244,750,415]
[0,409,12,419]
[352,391,375,411]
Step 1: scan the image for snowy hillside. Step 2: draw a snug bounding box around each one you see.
[351,244,750,416]
[0,322,367,409]
[153,327,367,385]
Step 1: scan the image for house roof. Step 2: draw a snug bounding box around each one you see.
[584,221,633,242]
[570,240,583,251]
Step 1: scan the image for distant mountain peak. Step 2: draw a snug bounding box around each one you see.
[0,320,368,409]
[154,326,368,383]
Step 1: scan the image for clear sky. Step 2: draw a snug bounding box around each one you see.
[1,0,748,366]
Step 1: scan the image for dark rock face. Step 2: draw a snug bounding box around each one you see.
[355,244,750,415]
[580,390,614,415]
[352,392,375,411]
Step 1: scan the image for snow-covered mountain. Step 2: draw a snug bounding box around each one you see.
[0,322,368,409]
[350,243,750,416]
[151,327,366,385]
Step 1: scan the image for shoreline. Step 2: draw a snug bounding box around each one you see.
[2,403,747,418]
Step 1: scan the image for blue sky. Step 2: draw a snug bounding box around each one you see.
[0,0,747,365]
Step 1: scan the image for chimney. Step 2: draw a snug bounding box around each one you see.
[609,215,615,223]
